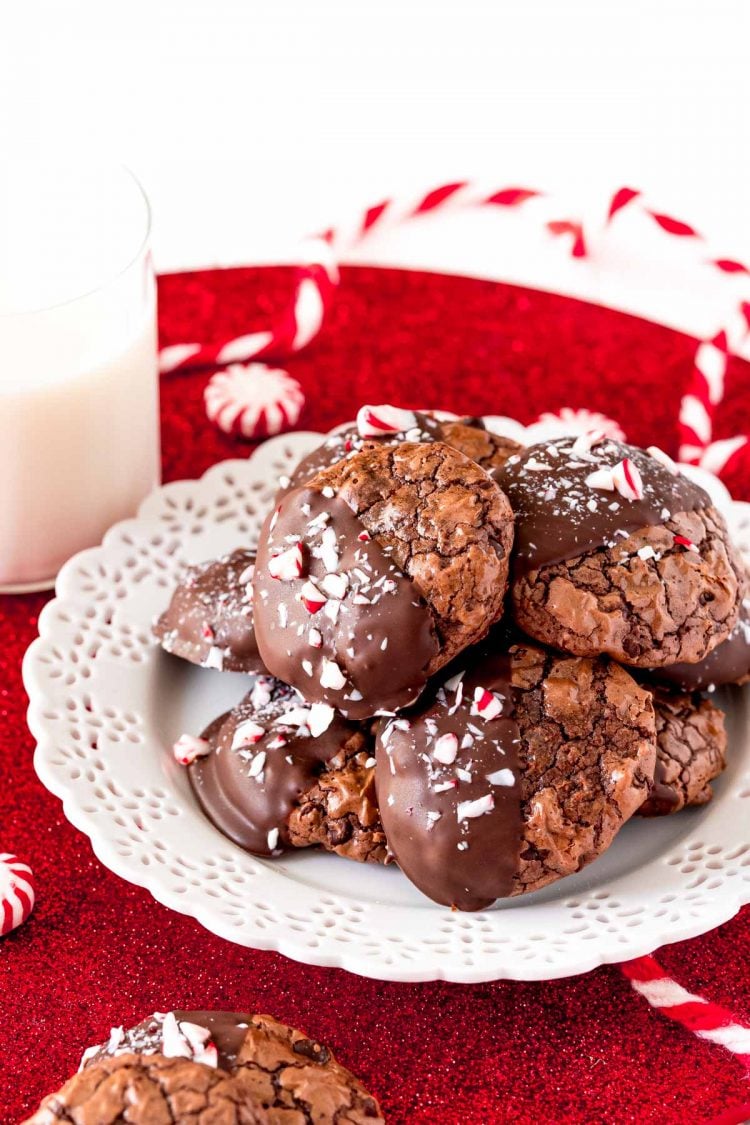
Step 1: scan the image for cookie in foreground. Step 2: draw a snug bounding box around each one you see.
[24,1009,383,1124]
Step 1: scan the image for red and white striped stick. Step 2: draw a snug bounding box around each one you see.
[159,242,339,375]
[160,180,750,472]
[621,954,750,1073]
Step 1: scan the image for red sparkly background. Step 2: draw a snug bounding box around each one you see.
[2,265,750,1124]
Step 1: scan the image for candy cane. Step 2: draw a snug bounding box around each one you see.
[604,188,750,473]
[159,179,750,465]
[159,185,551,379]
[159,241,339,375]
[621,955,750,1074]
[0,853,35,936]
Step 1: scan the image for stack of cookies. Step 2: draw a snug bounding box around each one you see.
[156,406,749,911]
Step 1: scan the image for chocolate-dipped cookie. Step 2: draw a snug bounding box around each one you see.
[498,437,742,667]
[254,441,515,718]
[26,1010,383,1124]
[155,548,264,673]
[279,404,521,497]
[650,594,750,692]
[375,642,655,910]
[639,689,727,816]
[189,676,386,862]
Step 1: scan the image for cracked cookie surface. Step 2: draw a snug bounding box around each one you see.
[311,441,514,666]
[512,508,742,666]
[254,441,514,718]
[639,689,727,816]
[26,1011,383,1125]
[375,641,655,908]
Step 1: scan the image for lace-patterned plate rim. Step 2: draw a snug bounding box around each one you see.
[23,428,750,983]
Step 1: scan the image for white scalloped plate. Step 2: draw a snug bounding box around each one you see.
[23,430,750,982]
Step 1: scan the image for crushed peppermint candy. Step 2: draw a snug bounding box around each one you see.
[230,720,265,750]
[161,1012,218,1068]
[300,580,326,613]
[172,734,210,766]
[433,732,459,764]
[268,542,304,580]
[486,768,515,787]
[308,628,323,648]
[267,828,280,851]
[611,458,644,501]
[320,659,347,690]
[647,445,679,474]
[472,687,503,720]
[571,429,606,455]
[456,794,495,821]
[356,403,418,438]
[321,572,348,599]
[308,702,336,737]
[673,534,700,553]
[247,750,266,778]
[585,467,615,491]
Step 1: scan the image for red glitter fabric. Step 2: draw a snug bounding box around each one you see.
[2,265,750,1124]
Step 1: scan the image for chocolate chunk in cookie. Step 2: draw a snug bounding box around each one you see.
[639,689,727,816]
[155,548,264,673]
[498,437,742,667]
[27,1010,383,1124]
[280,405,521,496]
[375,641,655,910]
[650,594,750,692]
[189,676,385,862]
[254,441,514,718]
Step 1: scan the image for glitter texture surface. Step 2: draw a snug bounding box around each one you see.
[2,265,749,1123]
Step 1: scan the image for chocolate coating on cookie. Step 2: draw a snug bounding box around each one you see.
[190,676,373,857]
[639,689,727,816]
[501,439,742,666]
[497,437,711,575]
[84,1010,258,1072]
[376,653,522,910]
[282,410,520,495]
[254,485,440,718]
[651,595,750,691]
[376,642,656,909]
[155,548,264,673]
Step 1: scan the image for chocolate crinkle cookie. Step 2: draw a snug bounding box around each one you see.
[155,548,265,674]
[375,641,656,910]
[498,436,743,667]
[253,440,514,718]
[189,675,386,863]
[279,404,521,497]
[649,592,750,692]
[25,1010,383,1124]
[639,689,727,816]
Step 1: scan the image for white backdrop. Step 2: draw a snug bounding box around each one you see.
[2,0,749,273]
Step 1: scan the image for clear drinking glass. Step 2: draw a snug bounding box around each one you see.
[0,162,160,592]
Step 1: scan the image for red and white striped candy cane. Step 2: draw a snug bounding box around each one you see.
[604,188,750,475]
[159,241,339,375]
[160,179,750,472]
[621,953,750,1100]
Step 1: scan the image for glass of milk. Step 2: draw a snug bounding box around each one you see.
[0,162,160,592]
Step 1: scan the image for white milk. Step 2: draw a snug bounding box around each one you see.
[0,164,160,590]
